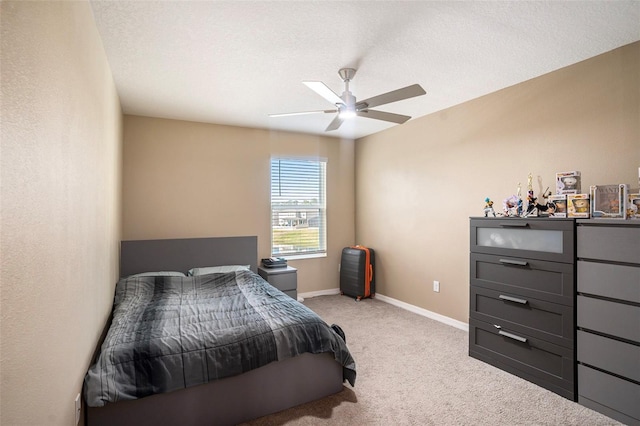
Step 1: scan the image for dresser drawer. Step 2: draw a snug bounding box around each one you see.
[577,295,640,341]
[471,286,573,348]
[470,218,574,263]
[469,318,575,400]
[578,364,640,423]
[266,272,296,292]
[577,224,640,264]
[258,267,297,292]
[471,253,574,305]
[578,330,640,382]
[578,260,640,303]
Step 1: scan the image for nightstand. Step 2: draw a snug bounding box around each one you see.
[258,266,297,300]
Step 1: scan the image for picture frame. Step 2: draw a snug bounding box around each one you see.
[548,195,567,218]
[556,171,581,195]
[590,184,628,219]
[627,192,640,219]
[567,193,590,218]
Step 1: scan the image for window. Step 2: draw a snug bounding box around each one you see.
[271,158,326,258]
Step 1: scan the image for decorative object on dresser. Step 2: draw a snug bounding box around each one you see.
[628,192,640,219]
[576,219,640,425]
[258,265,298,300]
[469,217,576,400]
[590,183,628,219]
[567,193,590,218]
[548,194,567,218]
[502,194,521,217]
[556,171,581,195]
[483,197,496,217]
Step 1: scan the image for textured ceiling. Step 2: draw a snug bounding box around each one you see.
[90,1,640,140]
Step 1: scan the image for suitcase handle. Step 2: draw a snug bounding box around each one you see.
[347,245,373,297]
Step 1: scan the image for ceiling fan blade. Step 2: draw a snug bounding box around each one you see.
[357,84,426,110]
[303,81,344,105]
[325,114,344,131]
[269,109,337,117]
[356,109,411,124]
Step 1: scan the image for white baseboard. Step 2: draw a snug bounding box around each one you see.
[374,293,469,332]
[300,288,469,332]
[298,288,341,299]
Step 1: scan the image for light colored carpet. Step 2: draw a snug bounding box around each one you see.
[243,295,621,426]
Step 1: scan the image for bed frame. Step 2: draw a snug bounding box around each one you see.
[86,236,344,426]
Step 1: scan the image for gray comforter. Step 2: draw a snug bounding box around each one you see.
[84,270,356,407]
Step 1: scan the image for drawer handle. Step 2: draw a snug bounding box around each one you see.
[499,294,528,305]
[500,222,529,228]
[498,330,528,343]
[499,258,529,267]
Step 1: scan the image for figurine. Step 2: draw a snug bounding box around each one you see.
[518,198,523,216]
[525,190,538,216]
[538,187,556,216]
[483,198,496,217]
[503,194,521,217]
[524,187,555,217]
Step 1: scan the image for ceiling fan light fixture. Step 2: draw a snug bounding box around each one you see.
[339,107,356,119]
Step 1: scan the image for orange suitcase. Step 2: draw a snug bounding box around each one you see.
[340,245,375,301]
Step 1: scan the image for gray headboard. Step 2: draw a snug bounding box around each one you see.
[120,236,258,278]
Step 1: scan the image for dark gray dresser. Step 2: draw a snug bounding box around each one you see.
[469,217,576,400]
[576,219,640,425]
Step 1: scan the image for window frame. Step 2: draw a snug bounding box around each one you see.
[270,157,327,259]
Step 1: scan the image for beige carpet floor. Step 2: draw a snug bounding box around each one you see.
[243,295,621,426]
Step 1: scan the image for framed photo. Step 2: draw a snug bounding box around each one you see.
[627,192,640,219]
[567,193,590,218]
[548,195,567,217]
[556,171,581,195]
[590,184,628,219]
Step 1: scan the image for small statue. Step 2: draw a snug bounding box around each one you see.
[524,187,555,217]
[517,198,523,216]
[525,190,538,216]
[503,194,521,217]
[538,187,555,216]
[483,198,496,217]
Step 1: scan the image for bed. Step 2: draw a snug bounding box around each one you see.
[84,236,356,426]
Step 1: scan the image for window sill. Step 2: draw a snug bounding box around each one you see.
[279,253,327,261]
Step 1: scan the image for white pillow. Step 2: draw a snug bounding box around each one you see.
[188,265,250,276]
[129,271,186,277]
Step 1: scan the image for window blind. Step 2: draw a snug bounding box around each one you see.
[270,158,326,257]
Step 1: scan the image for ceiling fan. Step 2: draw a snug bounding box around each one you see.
[269,68,426,132]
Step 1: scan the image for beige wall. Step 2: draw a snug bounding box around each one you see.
[355,42,640,323]
[122,117,355,292]
[1,2,122,425]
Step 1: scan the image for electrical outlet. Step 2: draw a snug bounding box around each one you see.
[74,393,81,425]
[433,280,440,292]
